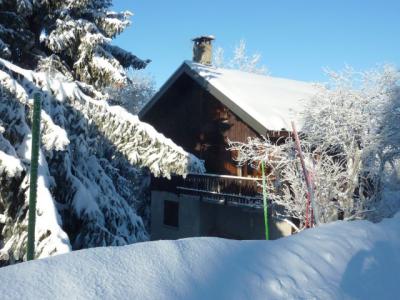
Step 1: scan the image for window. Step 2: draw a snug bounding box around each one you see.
[163,200,179,227]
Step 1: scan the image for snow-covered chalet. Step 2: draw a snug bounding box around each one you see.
[139,36,317,240]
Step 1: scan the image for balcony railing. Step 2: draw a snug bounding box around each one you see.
[152,173,264,209]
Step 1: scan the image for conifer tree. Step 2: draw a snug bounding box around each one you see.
[0,0,150,86]
[0,0,204,265]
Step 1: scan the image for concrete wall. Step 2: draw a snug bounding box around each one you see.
[151,191,292,241]
[199,202,291,240]
[151,191,202,240]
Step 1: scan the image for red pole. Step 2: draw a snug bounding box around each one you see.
[306,193,310,228]
[291,121,320,226]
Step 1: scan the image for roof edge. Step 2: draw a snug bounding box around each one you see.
[182,63,268,135]
[139,61,269,135]
[139,62,190,119]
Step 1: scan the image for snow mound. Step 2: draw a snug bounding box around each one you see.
[0,214,399,299]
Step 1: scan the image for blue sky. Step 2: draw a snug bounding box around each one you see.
[113,0,400,88]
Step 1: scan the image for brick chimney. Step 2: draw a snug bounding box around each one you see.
[192,35,215,65]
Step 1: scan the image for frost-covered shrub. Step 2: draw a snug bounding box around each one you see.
[105,72,156,114]
[229,66,400,230]
[213,40,268,75]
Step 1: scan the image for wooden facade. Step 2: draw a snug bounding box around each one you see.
[141,72,261,177]
[141,62,297,240]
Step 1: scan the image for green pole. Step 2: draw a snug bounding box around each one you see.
[261,160,269,240]
[27,92,41,261]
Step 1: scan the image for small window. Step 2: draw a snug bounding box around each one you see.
[163,200,179,227]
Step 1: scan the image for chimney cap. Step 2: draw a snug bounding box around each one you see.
[192,35,215,42]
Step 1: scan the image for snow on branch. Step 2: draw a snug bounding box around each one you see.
[40,111,70,151]
[0,66,71,263]
[106,45,150,69]
[1,57,204,177]
[0,124,24,178]
[0,38,11,59]
[0,57,205,264]
[91,10,132,38]
[0,0,159,266]
[41,11,149,88]
[91,105,205,178]
[228,65,400,229]
[213,40,268,75]
[0,150,23,177]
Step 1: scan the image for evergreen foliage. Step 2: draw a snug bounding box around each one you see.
[0,0,204,265]
[0,0,150,87]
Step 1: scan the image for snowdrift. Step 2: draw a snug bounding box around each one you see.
[0,214,399,299]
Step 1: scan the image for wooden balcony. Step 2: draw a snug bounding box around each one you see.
[151,173,264,209]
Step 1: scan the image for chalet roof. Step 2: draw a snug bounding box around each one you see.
[140,61,318,135]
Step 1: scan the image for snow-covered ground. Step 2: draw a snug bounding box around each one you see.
[0,214,399,300]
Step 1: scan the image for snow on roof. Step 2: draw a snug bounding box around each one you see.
[0,213,399,299]
[185,61,318,132]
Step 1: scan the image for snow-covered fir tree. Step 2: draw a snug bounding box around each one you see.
[0,0,204,265]
[0,0,150,87]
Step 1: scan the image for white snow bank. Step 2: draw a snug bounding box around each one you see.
[0,214,399,299]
